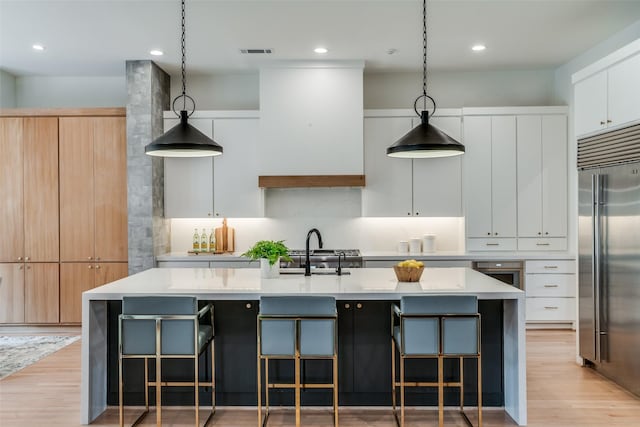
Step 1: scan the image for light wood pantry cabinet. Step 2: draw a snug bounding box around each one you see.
[164,112,262,218]
[0,263,59,324]
[362,111,462,217]
[60,262,128,323]
[463,114,517,251]
[59,116,127,263]
[517,114,568,250]
[574,50,640,137]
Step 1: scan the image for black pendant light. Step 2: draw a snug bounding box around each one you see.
[145,0,223,158]
[386,0,464,159]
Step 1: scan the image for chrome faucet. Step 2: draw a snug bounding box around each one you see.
[305,228,323,276]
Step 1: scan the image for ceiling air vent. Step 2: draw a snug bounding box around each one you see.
[239,48,273,54]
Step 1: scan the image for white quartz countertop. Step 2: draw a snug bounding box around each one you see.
[84,267,523,301]
[156,251,575,262]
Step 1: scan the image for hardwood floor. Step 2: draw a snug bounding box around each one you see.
[1,330,639,426]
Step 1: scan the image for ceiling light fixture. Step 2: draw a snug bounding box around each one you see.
[150,49,164,56]
[145,0,223,158]
[386,0,464,159]
[32,44,45,51]
[471,44,486,52]
[314,47,328,54]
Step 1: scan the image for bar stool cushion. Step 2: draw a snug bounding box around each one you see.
[260,296,336,357]
[121,296,213,356]
[396,296,478,355]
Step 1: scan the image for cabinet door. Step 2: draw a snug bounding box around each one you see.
[94,117,128,262]
[23,117,59,262]
[352,301,391,393]
[607,52,640,130]
[60,263,96,323]
[362,117,413,217]
[0,263,25,323]
[541,115,567,237]
[0,118,24,262]
[491,116,517,237]
[463,116,492,237]
[516,115,543,237]
[24,263,59,323]
[574,71,607,137]
[164,118,215,218]
[413,116,463,217]
[213,118,262,217]
[60,117,95,262]
[95,262,128,286]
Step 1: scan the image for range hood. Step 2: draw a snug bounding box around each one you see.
[258,61,365,186]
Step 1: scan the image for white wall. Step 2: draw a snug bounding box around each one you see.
[15,75,126,108]
[169,72,259,110]
[0,69,17,108]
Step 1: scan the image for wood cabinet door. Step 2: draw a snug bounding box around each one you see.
[94,262,128,286]
[25,263,59,323]
[607,52,640,130]
[491,116,517,237]
[413,116,463,217]
[574,70,607,137]
[541,115,568,237]
[23,117,59,262]
[60,263,96,323]
[0,118,24,262]
[0,263,25,323]
[362,117,413,217]
[60,117,95,262]
[516,115,543,238]
[94,117,127,262]
[213,118,262,217]
[463,116,492,237]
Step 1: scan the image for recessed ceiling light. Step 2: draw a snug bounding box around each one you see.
[32,44,45,51]
[471,44,486,52]
[150,50,164,56]
[314,47,328,54]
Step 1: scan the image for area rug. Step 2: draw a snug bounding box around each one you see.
[0,335,81,380]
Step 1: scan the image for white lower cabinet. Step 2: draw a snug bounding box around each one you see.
[524,260,576,328]
[157,260,258,268]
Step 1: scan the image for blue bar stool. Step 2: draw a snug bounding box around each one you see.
[118,296,216,426]
[391,296,482,427]
[257,296,338,427]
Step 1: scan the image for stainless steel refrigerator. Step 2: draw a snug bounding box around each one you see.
[578,148,640,397]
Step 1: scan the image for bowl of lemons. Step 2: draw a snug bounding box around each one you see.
[393,259,424,282]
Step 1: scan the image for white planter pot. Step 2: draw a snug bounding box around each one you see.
[260,258,280,279]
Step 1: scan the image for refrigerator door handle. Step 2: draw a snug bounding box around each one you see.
[593,173,602,363]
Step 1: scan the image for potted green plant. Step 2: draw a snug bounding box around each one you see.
[241,240,292,278]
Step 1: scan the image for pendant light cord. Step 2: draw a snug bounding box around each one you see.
[181,0,187,109]
[422,0,427,108]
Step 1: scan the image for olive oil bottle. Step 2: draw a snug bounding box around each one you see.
[200,229,208,252]
[192,228,200,252]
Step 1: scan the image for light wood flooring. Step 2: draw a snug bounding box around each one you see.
[1,330,639,426]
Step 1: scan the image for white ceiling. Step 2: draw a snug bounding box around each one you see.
[1,0,640,77]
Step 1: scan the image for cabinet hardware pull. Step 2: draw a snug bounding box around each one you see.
[544,285,559,288]
[208,213,211,217]
[88,265,93,269]
[18,265,23,270]
[544,265,558,269]
[25,256,30,261]
[536,243,550,246]
[415,212,419,216]
[88,257,92,260]
[487,232,491,236]
[486,243,499,246]
[408,212,411,216]
[494,232,498,236]
[246,303,252,309]
[26,266,31,270]
[600,120,606,125]
[356,303,363,309]
[607,119,612,123]
[95,265,101,269]
[545,232,549,235]
[17,257,22,261]
[96,257,100,261]
[544,306,559,310]
[538,232,542,235]
[344,303,350,309]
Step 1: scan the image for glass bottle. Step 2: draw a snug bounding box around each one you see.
[209,229,216,253]
[192,228,200,252]
[200,229,208,253]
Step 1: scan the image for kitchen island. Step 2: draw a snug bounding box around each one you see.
[81,267,526,425]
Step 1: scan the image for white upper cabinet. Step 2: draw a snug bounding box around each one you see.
[164,113,263,218]
[164,118,214,218]
[464,115,517,246]
[575,51,640,138]
[517,115,567,241]
[259,63,364,175]
[362,112,462,217]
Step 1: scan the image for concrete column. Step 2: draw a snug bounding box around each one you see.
[126,60,171,274]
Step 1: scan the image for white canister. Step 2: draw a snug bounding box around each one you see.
[398,241,409,253]
[409,238,422,254]
[422,234,436,253]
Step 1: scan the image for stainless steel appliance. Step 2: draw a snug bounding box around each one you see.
[578,126,640,397]
[473,261,523,289]
[282,249,363,269]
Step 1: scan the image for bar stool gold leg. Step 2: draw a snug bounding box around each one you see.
[195,353,200,427]
[295,355,301,427]
[118,353,124,427]
[265,358,270,417]
[391,341,396,418]
[438,356,444,427]
[257,356,262,427]
[478,354,482,427]
[400,355,405,427]
[211,342,216,416]
[333,355,339,427]
[460,357,464,413]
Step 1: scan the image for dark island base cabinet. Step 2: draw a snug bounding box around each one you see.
[107,300,503,407]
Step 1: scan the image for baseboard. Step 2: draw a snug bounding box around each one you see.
[0,325,81,334]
